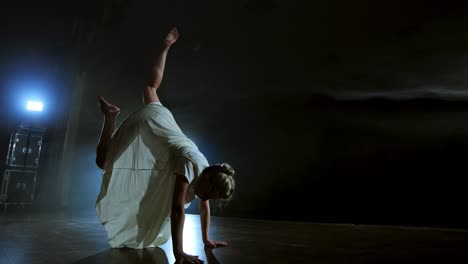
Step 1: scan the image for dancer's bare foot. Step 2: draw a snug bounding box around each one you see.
[98,96,120,118]
[164,27,179,47]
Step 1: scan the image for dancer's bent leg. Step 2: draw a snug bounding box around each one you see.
[96,96,120,169]
[143,27,179,105]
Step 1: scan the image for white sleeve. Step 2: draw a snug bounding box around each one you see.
[174,156,195,184]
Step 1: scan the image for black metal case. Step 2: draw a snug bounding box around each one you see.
[6,132,43,168]
[0,169,37,204]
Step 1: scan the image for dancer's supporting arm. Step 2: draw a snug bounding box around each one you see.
[199,200,228,248]
[96,97,120,169]
[143,27,179,104]
[172,174,203,264]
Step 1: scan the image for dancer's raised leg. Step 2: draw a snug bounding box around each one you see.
[143,27,179,104]
[96,96,120,169]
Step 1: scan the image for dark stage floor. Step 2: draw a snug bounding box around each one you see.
[1,209,468,264]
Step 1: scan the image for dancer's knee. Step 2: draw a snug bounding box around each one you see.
[143,86,160,104]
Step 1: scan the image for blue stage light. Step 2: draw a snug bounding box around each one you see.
[26,101,43,112]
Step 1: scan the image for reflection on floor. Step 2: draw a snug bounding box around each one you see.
[1,209,468,263]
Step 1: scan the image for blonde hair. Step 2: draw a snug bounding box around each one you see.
[202,163,235,200]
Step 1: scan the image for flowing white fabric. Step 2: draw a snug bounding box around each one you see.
[96,102,209,248]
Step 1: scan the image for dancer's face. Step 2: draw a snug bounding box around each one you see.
[195,174,217,201]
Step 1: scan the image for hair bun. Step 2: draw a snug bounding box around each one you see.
[220,163,235,176]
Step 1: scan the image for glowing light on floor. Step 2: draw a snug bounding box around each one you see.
[183,214,203,252]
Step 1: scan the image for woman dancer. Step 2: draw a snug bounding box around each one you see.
[95,27,235,264]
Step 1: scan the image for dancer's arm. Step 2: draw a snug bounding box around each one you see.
[199,200,210,243]
[171,174,203,264]
[199,200,228,248]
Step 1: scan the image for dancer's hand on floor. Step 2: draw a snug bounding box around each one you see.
[98,96,120,118]
[164,27,179,47]
[204,239,228,248]
[175,252,203,264]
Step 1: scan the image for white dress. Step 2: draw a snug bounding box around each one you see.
[96,102,209,248]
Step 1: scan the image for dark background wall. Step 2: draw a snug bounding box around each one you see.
[1,0,468,228]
